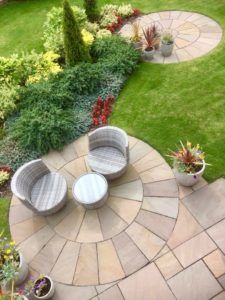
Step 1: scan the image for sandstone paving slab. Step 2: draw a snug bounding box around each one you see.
[58,142,78,163]
[128,135,138,149]
[11,215,46,244]
[173,231,217,268]
[54,283,97,300]
[167,260,222,300]
[98,285,124,300]
[159,11,170,20]
[213,292,225,300]
[207,219,225,254]
[9,204,34,225]
[11,195,21,206]
[126,221,165,260]
[109,164,139,187]
[144,179,178,198]
[46,198,76,227]
[73,134,89,156]
[29,234,66,275]
[164,53,179,64]
[96,281,119,294]
[113,232,148,276]
[19,225,55,263]
[192,177,208,191]
[203,249,225,278]
[136,209,176,240]
[50,241,80,284]
[107,196,141,224]
[154,245,170,260]
[185,45,205,57]
[119,263,175,300]
[170,11,181,19]
[110,179,143,201]
[178,11,193,21]
[64,156,87,178]
[42,150,66,170]
[218,274,225,289]
[54,206,85,241]
[129,140,153,164]
[143,157,173,180]
[155,251,183,279]
[97,205,127,240]
[183,179,225,228]
[58,167,75,189]
[77,210,103,243]
[167,203,203,249]
[142,196,178,219]
[178,184,193,199]
[98,240,125,284]
[133,150,165,173]
[173,48,193,61]
[73,243,99,285]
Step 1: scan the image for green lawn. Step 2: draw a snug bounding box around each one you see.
[0,0,224,187]
[0,197,11,237]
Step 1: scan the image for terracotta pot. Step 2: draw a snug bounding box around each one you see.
[33,276,55,300]
[173,160,206,187]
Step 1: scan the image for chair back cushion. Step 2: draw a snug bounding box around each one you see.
[11,159,49,202]
[89,126,129,162]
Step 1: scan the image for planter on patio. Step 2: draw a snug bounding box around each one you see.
[32,275,55,300]
[14,252,29,286]
[173,160,206,187]
[161,32,174,57]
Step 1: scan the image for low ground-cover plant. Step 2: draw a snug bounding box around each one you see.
[2,35,139,162]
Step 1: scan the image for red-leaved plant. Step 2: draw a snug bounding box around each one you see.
[92,95,115,127]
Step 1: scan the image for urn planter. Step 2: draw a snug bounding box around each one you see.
[33,275,55,300]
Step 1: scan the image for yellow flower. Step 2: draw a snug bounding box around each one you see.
[6,249,11,254]
[81,29,94,46]
[9,241,15,246]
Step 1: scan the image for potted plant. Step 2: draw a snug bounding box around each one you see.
[32,275,55,300]
[130,22,142,49]
[0,261,29,300]
[168,141,207,187]
[161,32,174,57]
[142,27,155,60]
[151,24,161,50]
[0,235,28,287]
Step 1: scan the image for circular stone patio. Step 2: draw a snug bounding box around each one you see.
[9,135,179,287]
[119,11,222,64]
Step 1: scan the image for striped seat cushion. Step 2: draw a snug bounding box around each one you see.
[88,146,126,176]
[31,173,67,212]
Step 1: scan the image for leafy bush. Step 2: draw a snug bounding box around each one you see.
[0,136,41,171]
[100,4,133,28]
[11,103,76,153]
[84,0,99,22]
[43,5,89,55]
[0,171,10,187]
[0,84,19,121]
[96,29,111,39]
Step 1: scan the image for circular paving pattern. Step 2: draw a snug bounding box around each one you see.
[10,135,179,287]
[119,11,223,63]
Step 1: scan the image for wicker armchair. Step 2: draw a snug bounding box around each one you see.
[11,159,67,215]
[87,126,129,180]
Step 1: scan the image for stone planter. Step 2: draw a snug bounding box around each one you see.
[33,276,55,300]
[173,160,206,187]
[132,40,142,50]
[14,252,29,286]
[161,41,174,57]
[143,47,155,60]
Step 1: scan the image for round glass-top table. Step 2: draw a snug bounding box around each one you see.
[72,172,108,209]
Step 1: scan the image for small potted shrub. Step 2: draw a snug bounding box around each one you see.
[168,141,207,187]
[142,27,155,60]
[32,275,55,300]
[151,24,161,50]
[0,235,28,287]
[130,22,142,49]
[161,32,174,57]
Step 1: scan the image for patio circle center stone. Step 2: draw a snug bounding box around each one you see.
[119,11,222,63]
[10,135,180,286]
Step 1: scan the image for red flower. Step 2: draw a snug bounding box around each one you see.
[132,8,141,17]
[101,115,107,124]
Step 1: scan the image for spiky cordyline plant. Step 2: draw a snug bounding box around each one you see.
[142,27,155,51]
[168,141,207,174]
